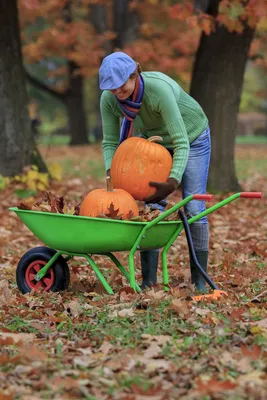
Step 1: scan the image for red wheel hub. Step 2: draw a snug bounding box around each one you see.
[25,260,55,291]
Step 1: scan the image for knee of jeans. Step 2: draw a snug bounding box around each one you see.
[185,200,205,218]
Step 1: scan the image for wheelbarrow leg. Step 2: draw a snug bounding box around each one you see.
[128,252,136,290]
[105,253,141,293]
[84,254,114,295]
[162,249,169,290]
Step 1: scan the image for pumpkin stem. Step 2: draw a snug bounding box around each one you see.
[147,136,163,143]
[106,176,114,192]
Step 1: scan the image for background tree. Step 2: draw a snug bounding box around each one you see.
[20,0,140,145]
[134,0,267,191]
[190,0,255,191]
[0,0,46,177]
[11,0,267,187]
[90,0,140,140]
[20,0,99,145]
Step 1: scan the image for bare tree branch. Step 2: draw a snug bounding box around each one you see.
[251,290,267,303]
[25,69,67,103]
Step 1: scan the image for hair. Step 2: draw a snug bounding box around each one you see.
[129,62,142,79]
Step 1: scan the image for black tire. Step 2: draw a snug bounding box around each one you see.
[16,246,70,294]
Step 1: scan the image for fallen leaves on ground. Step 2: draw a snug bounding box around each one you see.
[0,144,267,399]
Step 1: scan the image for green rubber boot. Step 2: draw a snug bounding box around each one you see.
[190,250,208,292]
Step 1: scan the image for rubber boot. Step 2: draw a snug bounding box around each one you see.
[140,250,159,289]
[190,250,208,292]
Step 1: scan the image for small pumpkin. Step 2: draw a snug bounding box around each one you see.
[110,136,172,201]
[79,177,139,220]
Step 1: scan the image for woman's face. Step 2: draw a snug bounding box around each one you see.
[110,77,136,100]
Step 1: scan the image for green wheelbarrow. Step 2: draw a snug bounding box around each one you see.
[9,191,262,300]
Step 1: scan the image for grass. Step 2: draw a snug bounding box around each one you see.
[56,301,186,346]
[1,259,267,398]
[236,135,267,144]
[39,134,267,183]
[37,134,100,146]
[2,137,267,399]
[5,316,39,333]
[38,134,267,146]
[235,156,267,179]
[87,160,106,180]
[38,134,71,146]
[2,299,252,351]
[53,154,105,182]
[56,147,267,182]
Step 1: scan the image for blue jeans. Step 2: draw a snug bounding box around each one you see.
[182,126,211,222]
[140,126,211,287]
[148,126,211,219]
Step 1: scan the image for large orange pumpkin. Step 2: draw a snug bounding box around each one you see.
[110,136,172,201]
[79,177,139,220]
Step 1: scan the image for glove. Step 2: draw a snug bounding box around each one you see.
[144,178,179,204]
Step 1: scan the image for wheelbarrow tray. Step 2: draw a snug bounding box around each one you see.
[10,208,182,253]
[10,193,262,298]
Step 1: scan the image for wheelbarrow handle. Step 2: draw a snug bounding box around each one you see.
[187,191,263,225]
[143,194,213,229]
[193,194,214,201]
[129,194,213,261]
[240,192,262,199]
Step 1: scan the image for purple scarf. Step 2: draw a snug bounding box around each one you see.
[116,74,145,144]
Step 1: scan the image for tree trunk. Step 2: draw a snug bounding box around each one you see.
[89,0,140,142]
[67,61,89,145]
[64,2,89,146]
[90,3,112,142]
[27,0,90,147]
[113,0,140,48]
[0,0,46,176]
[190,1,255,192]
[26,66,89,146]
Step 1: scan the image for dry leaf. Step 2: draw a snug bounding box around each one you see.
[106,202,123,220]
[18,191,80,215]
[143,343,162,359]
[170,299,190,316]
[73,356,96,368]
[0,332,35,345]
[118,308,135,317]
[196,376,237,394]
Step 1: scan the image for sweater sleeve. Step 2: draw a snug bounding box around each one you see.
[155,85,189,183]
[100,92,120,171]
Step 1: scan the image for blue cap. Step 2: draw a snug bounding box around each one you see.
[99,52,136,90]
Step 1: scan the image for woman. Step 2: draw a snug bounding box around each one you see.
[99,51,211,292]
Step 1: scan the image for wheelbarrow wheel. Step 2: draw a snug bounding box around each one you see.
[16,246,70,294]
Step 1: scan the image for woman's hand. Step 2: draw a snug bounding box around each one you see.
[144,178,179,203]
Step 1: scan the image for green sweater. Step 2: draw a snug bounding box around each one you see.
[100,71,208,182]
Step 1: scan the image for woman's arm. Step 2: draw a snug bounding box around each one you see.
[156,85,190,184]
[100,92,121,172]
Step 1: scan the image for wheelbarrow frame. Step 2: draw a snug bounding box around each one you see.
[9,191,262,296]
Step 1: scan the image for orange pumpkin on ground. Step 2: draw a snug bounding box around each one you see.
[110,136,173,201]
[79,177,139,220]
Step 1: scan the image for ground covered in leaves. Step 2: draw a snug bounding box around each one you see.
[0,144,267,400]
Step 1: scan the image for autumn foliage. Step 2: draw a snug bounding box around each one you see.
[19,0,267,89]
[1,143,267,399]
